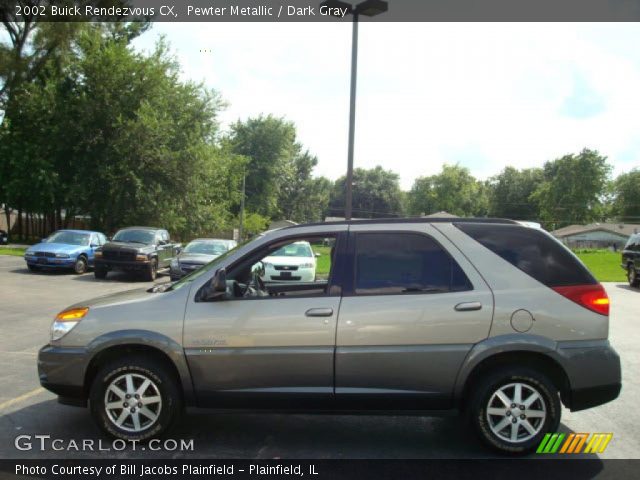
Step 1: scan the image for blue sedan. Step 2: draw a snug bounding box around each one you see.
[24,230,108,274]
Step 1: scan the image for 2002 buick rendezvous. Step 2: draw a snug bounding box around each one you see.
[38,218,621,454]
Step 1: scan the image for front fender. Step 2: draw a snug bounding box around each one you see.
[86,329,194,405]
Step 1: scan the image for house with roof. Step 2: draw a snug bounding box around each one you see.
[551,223,640,249]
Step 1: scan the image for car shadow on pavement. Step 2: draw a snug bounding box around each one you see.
[614,284,639,292]
[0,399,604,467]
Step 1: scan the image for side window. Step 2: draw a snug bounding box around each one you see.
[225,235,339,299]
[354,233,472,295]
[100,234,107,245]
[162,231,170,242]
[457,223,596,287]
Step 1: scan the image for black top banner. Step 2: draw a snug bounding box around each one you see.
[3,0,640,22]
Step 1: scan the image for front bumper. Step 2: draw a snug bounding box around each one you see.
[38,345,89,407]
[263,267,316,283]
[557,340,621,411]
[25,257,75,268]
[95,258,149,271]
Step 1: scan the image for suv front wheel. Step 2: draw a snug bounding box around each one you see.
[628,265,639,288]
[89,355,181,441]
[469,367,560,454]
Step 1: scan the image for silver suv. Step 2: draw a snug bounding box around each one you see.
[37,218,621,454]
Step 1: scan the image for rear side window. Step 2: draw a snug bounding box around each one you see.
[456,224,596,287]
[354,233,472,295]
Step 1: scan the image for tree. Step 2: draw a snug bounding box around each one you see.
[227,115,297,218]
[531,149,612,229]
[612,169,640,223]
[329,166,403,218]
[487,167,543,220]
[407,164,487,217]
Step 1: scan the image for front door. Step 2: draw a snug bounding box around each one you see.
[335,224,494,410]
[183,232,345,409]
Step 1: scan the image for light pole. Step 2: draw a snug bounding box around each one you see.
[320,0,388,220]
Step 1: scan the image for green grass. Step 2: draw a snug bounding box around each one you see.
[312,245,332,277]
[574,249,626,282]
[0,246,27,257]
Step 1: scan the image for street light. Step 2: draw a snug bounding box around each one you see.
[320,0,388,220]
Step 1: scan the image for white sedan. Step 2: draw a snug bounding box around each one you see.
[261,241,317,283]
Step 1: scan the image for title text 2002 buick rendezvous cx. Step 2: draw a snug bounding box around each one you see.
[38,218,621,454]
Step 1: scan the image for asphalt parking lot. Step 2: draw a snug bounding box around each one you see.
[0,255,638,460]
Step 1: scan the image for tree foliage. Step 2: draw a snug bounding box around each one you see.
[612,169,640,223]
[328,166,403,218]
[407,164,488,217]
[530,149,612,229]
[487,166,543,220]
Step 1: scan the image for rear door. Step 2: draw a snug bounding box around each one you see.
[335,223,493,410]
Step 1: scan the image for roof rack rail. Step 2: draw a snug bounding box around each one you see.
[283,217,518,229]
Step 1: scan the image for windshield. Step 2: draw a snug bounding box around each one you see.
[112,229,155,244]
[270,243,313,258]
[45,231,90,246]
[184,240,229,255]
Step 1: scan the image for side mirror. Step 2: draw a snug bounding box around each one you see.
[202,268,228,301]
[251,261,265,277]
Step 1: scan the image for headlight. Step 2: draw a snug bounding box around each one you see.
[55,253,70,258]
[136,254,148,261]
[94,251,102,257]
[300,263,314,268]
[51,307,88,341]
[24,251,35,257]
[262,262,273,268]
[170,259,179,269]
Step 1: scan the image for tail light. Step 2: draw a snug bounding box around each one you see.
[552,284,609,316]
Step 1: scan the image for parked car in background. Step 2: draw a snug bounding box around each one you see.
[38,218,620,454]
[0,229,7,245]
[24,230,107,274]
[170,238,237,281]
[622,232,640,287]
[261,240,319,283]
[95,227,180,281]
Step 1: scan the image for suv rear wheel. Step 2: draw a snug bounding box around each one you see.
[469,367,560,454]
[89,356,181,441]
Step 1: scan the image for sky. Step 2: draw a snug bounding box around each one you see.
[133,22,640,190]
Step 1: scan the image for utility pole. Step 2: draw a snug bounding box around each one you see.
[239,170,246,240]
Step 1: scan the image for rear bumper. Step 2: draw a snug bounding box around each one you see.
[557,340,621,411]
[38,345,89,407]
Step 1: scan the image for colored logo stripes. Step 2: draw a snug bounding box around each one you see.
[537,433,613,454]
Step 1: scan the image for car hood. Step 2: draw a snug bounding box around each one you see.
[27,242,85,254]
[263,255,314,266]
[101,241,154,253]
[178,253,219,264]
[69,287,155,309]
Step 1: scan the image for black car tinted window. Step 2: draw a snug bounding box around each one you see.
[456,224,596,287]
[354,233,472,295]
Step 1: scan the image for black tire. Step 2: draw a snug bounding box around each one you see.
[469,367,561,455]
[73,256,88,274]
[144,258,158,282]
[89,355,182,441]
[628,265,639,288]
[94,266,108,279]
[27,264,40,272]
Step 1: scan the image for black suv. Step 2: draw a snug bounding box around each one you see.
[622,233,640,287]
[95,227,180,281]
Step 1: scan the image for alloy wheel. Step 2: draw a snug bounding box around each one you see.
[486,382,547,443]
[104,373,162,433]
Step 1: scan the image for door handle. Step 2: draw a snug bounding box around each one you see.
[454,302,482,312]
[305,308,334,317]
